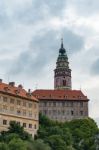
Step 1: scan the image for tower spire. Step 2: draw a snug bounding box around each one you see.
[61,38,63,48]
[59,38,66,55]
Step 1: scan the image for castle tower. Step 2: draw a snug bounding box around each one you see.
[54,39,72,90]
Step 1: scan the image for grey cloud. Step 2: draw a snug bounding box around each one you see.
[62,29,85,55]
[0,1,16,30]
[68,0,99,16]
[34,0,66,16]
[8,30,58,78]
[13,0,66,24]
[7,28,85,78]
[91,58,99,75]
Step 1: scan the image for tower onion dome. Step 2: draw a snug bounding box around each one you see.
[59,38,66,55]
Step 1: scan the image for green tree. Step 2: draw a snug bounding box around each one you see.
[0,143,9,150]
[46,135,67,150]
[8,121,31,141]
[9,138,27,150]
[32,139,51,150]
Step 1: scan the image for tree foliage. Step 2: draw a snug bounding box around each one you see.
[37,114,99,150]
[0,115,99,150]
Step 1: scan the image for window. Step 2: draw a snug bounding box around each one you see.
[29,111,32,117]
[10,106,14,112]
[49,102,51,107]
[58,110,60,115]
[67,110,69,115]
[44,110,47,115]
[10,98,14,104]
[0,105,2,112]
[23,101,26,107]
[17,122,20,125]
[70,102,73,107]
[53,110,57,115]
[34,124,37,129]
[53,102,56,107]
[63,80,66,86]
[35,113,37,119]
[71,111,74,115]
[17,110,21,115]
[3,97,7,103]
[49,94,52,98]
[23,110,26,116]
[34,104,37,108]
[29,124,32,128]
[29,103,32,108]
[3,120,7,125]
[49,110,51,115]
[3,105,7,110]
[44,102,47,107]
[62,110,65,115]
[80,111,83,115]
[23,123,26,128]
[17,100,21,105]
[66,102,69,107]
[80,102,83,107]
[62,102,65,107]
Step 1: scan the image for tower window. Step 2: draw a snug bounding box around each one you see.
[63,80,66,86]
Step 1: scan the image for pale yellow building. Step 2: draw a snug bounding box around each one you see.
[0,80,39,137]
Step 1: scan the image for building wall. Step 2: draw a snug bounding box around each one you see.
[0,93,39,137]
[39,100,88,122]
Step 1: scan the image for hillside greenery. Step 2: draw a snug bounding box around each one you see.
[0,114,99,150]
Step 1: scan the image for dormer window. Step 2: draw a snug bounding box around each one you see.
[4,87,9,92]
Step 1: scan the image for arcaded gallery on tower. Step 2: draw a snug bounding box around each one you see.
[33,40,89,122]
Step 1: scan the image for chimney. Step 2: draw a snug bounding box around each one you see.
[27,89,32,97]
[18,84,23,89]
[0,79,2,83]
[9,82,15,87]
[28,89,31,93]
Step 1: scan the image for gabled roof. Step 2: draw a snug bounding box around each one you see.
[32,89,88,101]
[0,82,38,102]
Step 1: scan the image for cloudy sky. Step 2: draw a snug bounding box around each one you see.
[0,0,99,125]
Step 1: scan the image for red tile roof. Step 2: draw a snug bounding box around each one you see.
[0,82,38,102]
[32,89,88,101]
